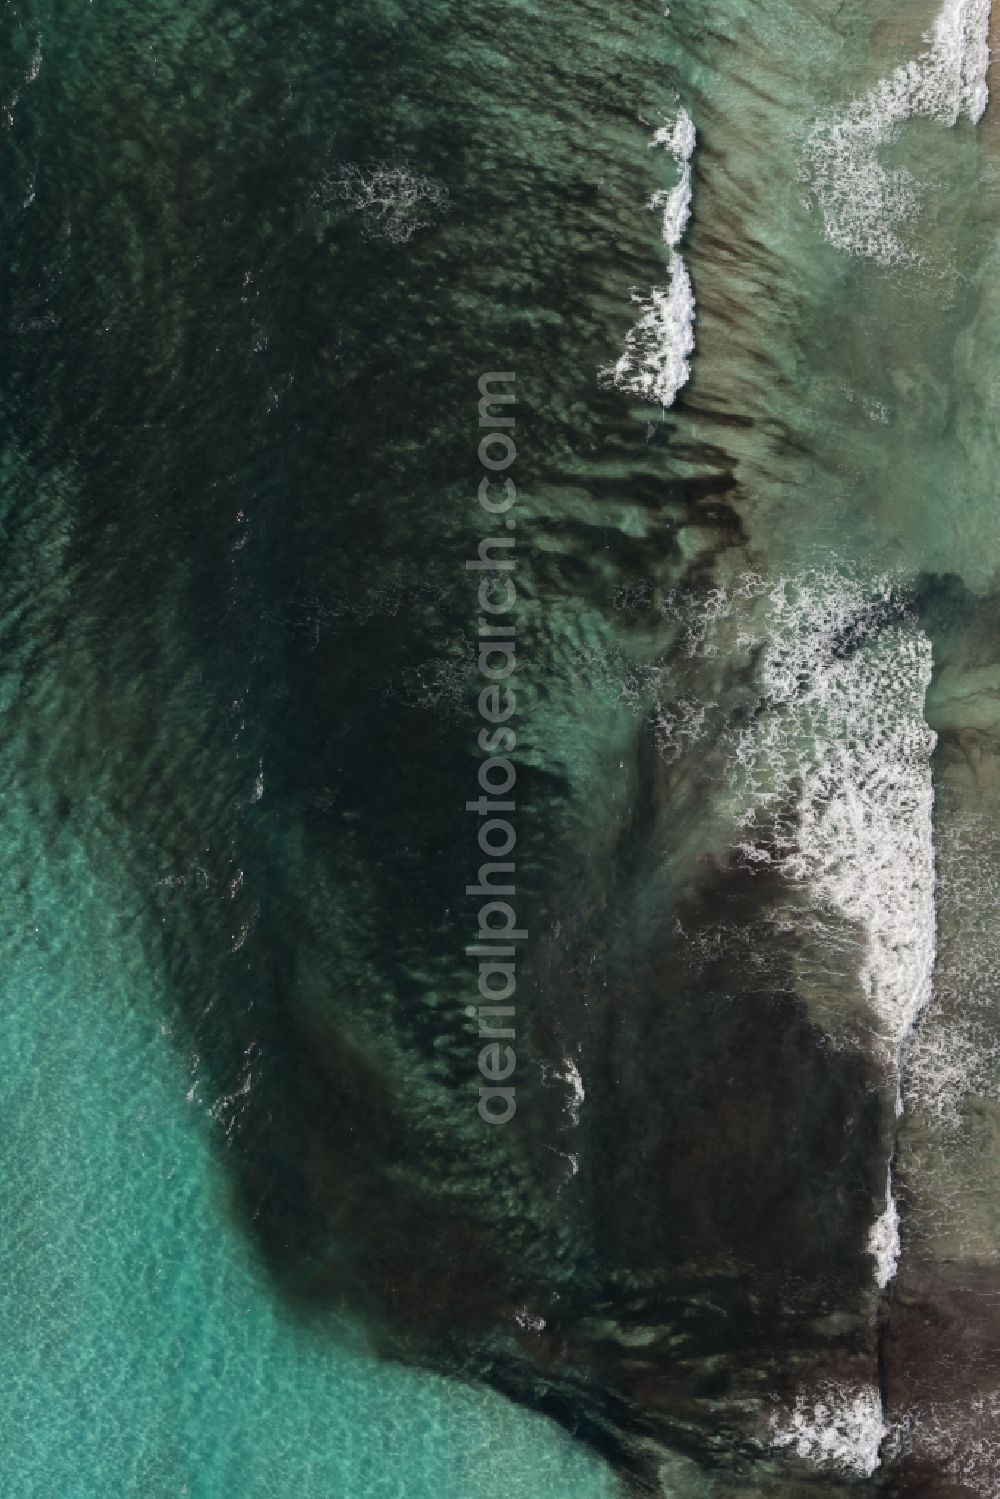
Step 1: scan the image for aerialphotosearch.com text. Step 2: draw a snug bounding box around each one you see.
[466,371,521,1125]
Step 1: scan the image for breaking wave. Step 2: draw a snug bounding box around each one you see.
[602,107,696,409]
[769,1382,886,1477]
[804,0,991,263]
[656,567,938,1321]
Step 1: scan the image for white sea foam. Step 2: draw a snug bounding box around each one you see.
[731,571,937,1056]
[652,177,692,254]
[327,161,448,244]
[657,573,937,1055]
[603,108,696,409]
[540,1055,586,1127]
[869,1170,901,1288]
[556,1056,585,1126]
[649,111,695,250]
[898,1390,1000,1498]
[651,109,696,163]
[805,0,992,263]
[513,1307,547,1332]
[658,570,937,1310]
[906,807,1000,1126]
[653,694,710,763]
[606,264,696,411]
[770,1382,886,1476]
[729,574,939,1469]
[934,0,993,121]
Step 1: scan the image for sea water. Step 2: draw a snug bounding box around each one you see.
[4,0,1000,1493]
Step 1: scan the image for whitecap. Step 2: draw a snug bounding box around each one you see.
[804,0,992,264]
[770,1383,886,1477]
[662,569,938,1299]
[869,1170,901,1289]
[732,571,937,1056]
[606,256,696,411]
[603,108,696,409]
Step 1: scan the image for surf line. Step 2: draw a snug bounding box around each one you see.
[602,107,697,410]
[465,372,523,1124]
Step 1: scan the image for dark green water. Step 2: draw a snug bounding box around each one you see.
[3,0,1000,1494]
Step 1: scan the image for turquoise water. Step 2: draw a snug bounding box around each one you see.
[0,826,616,1497]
